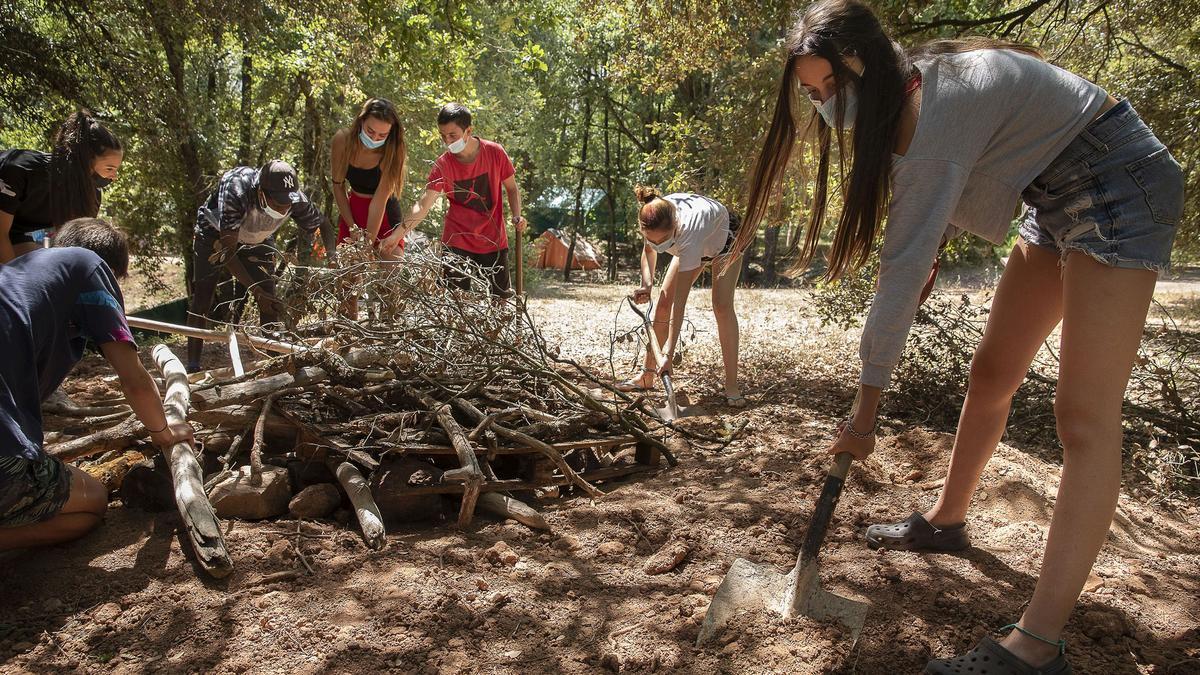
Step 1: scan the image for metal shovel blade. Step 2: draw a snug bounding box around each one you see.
[654,400,707,422]
[696,557,869,647]
[655,374,708,422]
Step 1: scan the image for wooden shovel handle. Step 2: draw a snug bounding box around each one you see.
[514,223,524,297]
[797,452,854,566]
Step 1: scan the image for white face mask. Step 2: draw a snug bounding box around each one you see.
[812,84,859,130]
[809,65,865,130]
[647,233,676,253]
[446,137,468,154]
[261,201,290,220]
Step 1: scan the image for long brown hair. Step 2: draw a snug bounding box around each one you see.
[727,0,1040,281]
[50,110,122,227]
[335,97,407,199]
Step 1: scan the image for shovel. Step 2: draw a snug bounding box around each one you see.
[626,297,707,422]
[697,452,869,646]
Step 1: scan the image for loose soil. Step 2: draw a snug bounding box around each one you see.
[2,279,1198,674]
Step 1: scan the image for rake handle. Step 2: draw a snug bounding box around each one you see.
[797,452,854,567]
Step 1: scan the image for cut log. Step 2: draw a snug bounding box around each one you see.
[403,386,483,527]
[127,315,303,354]
[152,344,234,578]
[449,397,604,499]
[81,449,149,493]
[328,458,386,550]
[46,416,147,462]
[477,493,549,530]
[191,367,326,411]
[43,389,130,417]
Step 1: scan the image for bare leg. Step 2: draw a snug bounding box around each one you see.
[0,465,108,551]
[630,257,681,390]
[998,252,1157,666]
[924,240,1064,527]
[711,254,743,398]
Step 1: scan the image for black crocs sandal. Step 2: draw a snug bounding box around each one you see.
[925,625,1071,675]
[865,512,970,551]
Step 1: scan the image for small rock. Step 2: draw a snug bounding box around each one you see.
[551,536,580,551]
[877,565,901,582]
[485,541,519,566]
[476,578,489,591]
[597,541,626,557]
[92,602,122,623]
[600,651,621,672]
[288,483,341,519]
[1083,573,1105,593]
[1082,609,1128,640]
[43,597,65,613]
[905,469,925,482]
[644,540,690,575]
[209,466,292,520]
[721,640,740,655]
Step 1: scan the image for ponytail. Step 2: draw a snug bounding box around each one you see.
[50,110,122,227]
[634,184,662,205]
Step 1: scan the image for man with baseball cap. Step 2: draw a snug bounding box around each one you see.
[186,160,334,372]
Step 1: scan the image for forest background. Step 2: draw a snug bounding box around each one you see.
[1,0,1197,286]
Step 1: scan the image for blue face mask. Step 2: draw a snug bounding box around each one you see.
[359,129,386,150]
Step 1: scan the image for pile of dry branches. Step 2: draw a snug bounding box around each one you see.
[49,243,677,576]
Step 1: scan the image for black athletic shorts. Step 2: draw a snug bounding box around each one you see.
[442,246,512,298]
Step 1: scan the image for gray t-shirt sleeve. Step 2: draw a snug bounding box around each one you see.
[859,158,969,389]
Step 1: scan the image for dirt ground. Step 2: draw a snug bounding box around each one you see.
[2,277,1199,674]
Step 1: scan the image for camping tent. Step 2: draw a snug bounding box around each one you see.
[533,228,604,271]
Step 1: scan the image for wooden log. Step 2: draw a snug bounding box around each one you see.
[127,315,303,354]
[374,435,638,456]
[511,411,610,441]
[477,493,549,530]
[151,344,234,578]
[191,367,326,411]
[328,458,386,550]
[250,391,287,486]
[361,464,658,497]
[81,449,150,493]
[403,386,483,528]
[47,416,147,462]
[43,389,130,417]
[448,397,604,499]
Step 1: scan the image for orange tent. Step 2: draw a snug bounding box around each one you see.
[533,229,604,271]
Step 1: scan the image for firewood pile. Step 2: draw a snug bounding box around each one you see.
[48,244,675,578]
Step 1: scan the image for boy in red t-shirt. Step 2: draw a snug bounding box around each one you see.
[380,103,526,297]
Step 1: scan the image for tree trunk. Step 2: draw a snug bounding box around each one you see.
[603,100,618,282]
[763,224,781,285]
[238,47,253,166]
[143,0,210,280]
[563,92,593,282]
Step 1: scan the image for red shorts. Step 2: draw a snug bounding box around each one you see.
[337,191,403,248]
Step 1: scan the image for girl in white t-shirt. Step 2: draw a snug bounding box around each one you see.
[618,186,745,407]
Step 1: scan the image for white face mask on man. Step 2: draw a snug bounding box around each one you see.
[446,136,468,154]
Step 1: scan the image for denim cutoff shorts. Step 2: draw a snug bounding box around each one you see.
[1019,99,1186,272]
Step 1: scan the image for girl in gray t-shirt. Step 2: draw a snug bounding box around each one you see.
[725,0,1185,673]
[618,186,746,407]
